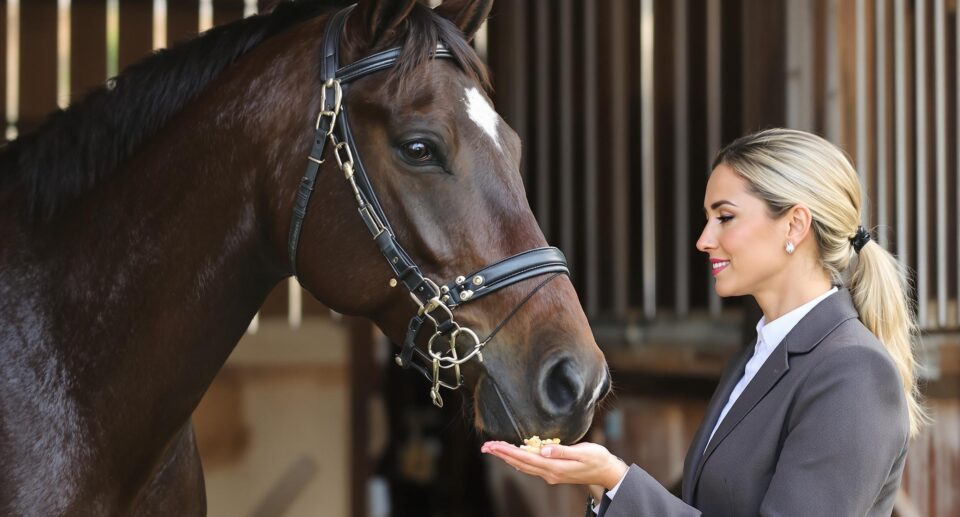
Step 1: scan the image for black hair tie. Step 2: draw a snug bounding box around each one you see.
[851,226,871,254]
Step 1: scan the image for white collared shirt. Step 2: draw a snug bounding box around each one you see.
[705,286,838,449]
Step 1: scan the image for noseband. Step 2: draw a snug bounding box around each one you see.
[288,5,569,408]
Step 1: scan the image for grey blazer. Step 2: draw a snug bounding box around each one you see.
[602,289,910,517]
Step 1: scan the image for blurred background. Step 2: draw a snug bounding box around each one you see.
[2,0,957,515]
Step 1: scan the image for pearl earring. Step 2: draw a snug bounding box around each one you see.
[786,241,795,254]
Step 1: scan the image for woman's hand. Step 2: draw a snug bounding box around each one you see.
[481,440,628,490]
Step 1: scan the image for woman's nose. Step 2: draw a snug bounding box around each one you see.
[696,224,715,252]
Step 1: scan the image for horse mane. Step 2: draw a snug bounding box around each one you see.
[1,0,489,222]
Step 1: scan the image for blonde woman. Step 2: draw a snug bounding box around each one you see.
[482,128,924,516]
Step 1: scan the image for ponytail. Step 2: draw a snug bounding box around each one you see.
[849,239,929,438]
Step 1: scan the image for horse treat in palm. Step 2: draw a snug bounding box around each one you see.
[520,436,561,453]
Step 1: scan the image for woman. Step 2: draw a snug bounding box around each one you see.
[482,128,925,516]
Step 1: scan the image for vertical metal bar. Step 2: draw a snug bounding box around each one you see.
[875,0,888,245]
[244,0,258,334]
[825,0,841,142]
[933,0,946,326]
[915,0,929,326]
[559,0,574,271]
[106,0,119,79]
[786,0,812,130]
[584,0,599,318]
[199,0,213,32]
[57,0,70,110]
[707,0,721,317]
[508,0,528,183]
[611,0,629,317]
[5,0,18,140]
[153,0,167,50]
[474,20,488,62]
[855,0,869,227]
[288,277,302,329]
[534,0,550,237]
[674,0,689,317]
[894,0,908,271]
[244,0,258,18]
[640,0,655,319]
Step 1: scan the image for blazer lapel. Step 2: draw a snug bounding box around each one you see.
[687,289,859,496]
[681,342,753,503]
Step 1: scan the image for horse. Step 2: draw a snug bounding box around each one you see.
[0,0,609,514]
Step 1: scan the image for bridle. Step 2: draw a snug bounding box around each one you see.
[287,5,569,409]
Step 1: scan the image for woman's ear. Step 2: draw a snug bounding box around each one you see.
[785,204,814,246]
[434,0,494,41]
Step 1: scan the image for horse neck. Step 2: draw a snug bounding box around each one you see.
[0,57,305,481]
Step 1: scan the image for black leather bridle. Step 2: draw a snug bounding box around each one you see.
[288,5,569,408]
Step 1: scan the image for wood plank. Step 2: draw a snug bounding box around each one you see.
[118,0,152,72]
[71,0,107,100]
[19,0,57,134]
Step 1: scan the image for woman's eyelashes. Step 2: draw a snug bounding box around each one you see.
[717,215,734,223]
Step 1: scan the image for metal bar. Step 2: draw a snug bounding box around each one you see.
[559,0,574,271]
[106,0,119,79]
[534,0,550,237]
[242,0,258,334]
[640,0,655,319]
[508,0,528,183]
[584,0,599,317]
[855,0,869,227]
[915,0,928,326]
[5,0,18,140]
[875,0,888,246]
[288,277,302,329]
[154,0,167,50]
[825,0,841,142]
[474,20,488,62]
[674,0,689,317]
[57,0,70,109]
[611,0,629,317]
[244,0,257,18]
[933,0,946,326]
[786,0,812,129]
[199,0,213,32]
[707,0,721,317]
[894,0,908,271]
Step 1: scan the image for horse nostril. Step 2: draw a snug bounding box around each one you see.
[540,357,585,415]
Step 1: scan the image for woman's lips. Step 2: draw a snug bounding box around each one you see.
[710,259,730,277]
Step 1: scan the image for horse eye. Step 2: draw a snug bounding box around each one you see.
[401,141,433,163]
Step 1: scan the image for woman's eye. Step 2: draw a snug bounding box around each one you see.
[402,141,433,162]
[717,215,733,223]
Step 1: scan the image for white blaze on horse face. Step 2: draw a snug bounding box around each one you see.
[463,87,502,150]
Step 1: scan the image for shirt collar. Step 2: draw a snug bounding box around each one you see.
[755,286,839,353]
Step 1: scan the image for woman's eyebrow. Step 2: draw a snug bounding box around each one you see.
[704,200,739,212]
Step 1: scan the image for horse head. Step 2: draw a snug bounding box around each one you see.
[267,0,610,443]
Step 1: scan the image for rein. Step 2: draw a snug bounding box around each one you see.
[288,5,569,408]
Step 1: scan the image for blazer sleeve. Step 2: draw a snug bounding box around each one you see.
[603,465,701,517]
[758,344,909,516]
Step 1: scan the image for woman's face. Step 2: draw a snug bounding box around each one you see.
[696,163,789,298]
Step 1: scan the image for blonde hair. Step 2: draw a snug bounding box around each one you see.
[714,128,927,437]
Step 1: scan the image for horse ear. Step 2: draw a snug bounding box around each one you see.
[346,0,419,48]
[433,0,494,41]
